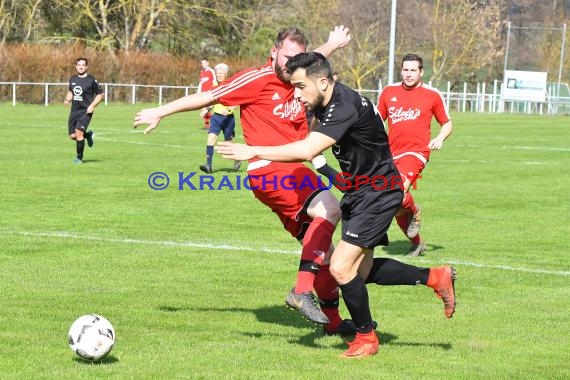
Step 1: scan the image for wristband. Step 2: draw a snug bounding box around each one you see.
[310,155,327,169]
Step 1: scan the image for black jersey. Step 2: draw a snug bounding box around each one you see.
[313,83,398,192]
[68,74,103,112]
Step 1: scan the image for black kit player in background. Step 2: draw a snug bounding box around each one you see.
[64,57,103,164]
[218,52,457,358]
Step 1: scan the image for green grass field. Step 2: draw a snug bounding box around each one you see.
[0,104,568,379]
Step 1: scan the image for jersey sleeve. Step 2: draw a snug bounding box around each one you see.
[377,89,388,120]
[313,102,359,142]
[431,91,450,125]
[93,78,103,95]
[211,67,272,106]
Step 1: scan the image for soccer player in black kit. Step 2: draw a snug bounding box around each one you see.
[64,57,103,164]
[217,52,457,359]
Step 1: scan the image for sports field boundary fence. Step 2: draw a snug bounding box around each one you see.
[1,80,569,115]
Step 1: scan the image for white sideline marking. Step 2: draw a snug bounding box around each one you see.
[442,159,549,165]
[95,135,189,149]
[3,230,297,255]
[93,134,570,155]
[415,258,570,276]
[2,230,569,277]
[455,144,570,152]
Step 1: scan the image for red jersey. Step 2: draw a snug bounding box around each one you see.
[198,67,217,93]
[377,82,450,159]
[211,60,307,147]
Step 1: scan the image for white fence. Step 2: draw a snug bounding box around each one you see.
[1,81,569,115]
[0,82,198,107]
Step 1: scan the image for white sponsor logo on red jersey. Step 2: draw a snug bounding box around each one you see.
[388,106,421,124]
[273,98,303,120]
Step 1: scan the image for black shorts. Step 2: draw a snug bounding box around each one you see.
[68,111,93,134]
[339,186,403,248]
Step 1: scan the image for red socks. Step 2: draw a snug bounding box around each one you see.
[396,192,421,242]
[401,192,418,214]
[395,211,409,231]
[314,264,342,330]
[294,217,335,294]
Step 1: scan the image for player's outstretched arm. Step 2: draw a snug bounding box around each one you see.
[133,91,217,135]
[311,155,346,192]
[314,25,351,58]
[217,131,336,162]
[216,142,257,161]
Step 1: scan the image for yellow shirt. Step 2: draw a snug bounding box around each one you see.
[212,102,234,116]
[212,81,234,116]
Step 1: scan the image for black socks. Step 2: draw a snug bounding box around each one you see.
[365,258,429,286]
[76,139,85,159]
[340,275,374,333]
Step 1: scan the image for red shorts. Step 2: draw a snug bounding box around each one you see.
[393,153,427,188]
[247,161,325,239]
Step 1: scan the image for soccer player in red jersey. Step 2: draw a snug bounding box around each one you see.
[197,58,218,130]
[218,52,457,358]
[377,54,453,256]
[134,26,354,334]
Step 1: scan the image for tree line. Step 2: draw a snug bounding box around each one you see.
[0,0,568,91]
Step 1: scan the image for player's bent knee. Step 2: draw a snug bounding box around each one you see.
[328,204,342,224]
[329,260,353,284]
[308,190,341,224]
[328,262,343,283]
[207,137,218,145]
[321,194,342,223]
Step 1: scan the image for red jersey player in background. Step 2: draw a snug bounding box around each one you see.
[197,58,217,129]
[377,53,453,257]
[134,26,355,335]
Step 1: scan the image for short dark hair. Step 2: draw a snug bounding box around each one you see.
[274,27,309,49]
[285,52,333,80]
[402,53,423,69]
[76,57,88,65]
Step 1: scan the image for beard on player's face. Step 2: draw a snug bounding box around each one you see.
[302,92,325,112]
[274,61,291,83]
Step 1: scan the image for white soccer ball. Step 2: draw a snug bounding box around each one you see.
[68,314,115,361]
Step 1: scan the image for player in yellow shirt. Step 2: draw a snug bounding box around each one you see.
[199,63,240,173]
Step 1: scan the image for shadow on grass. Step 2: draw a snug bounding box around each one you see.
[385,340,452,350]
[381,240,445,256]
[72,354,119,364]
[159,304,308,329]
[73,159,102,164]
[211,168,242,174]
[159,305,452,350]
